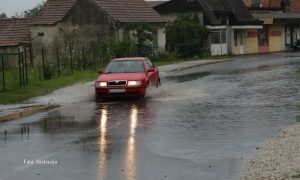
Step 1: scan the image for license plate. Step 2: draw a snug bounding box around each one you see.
[109,89,125,93]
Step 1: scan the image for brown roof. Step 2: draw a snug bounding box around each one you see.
[32,0,77,25]
[32,0,166,25]
[95,0,166,23]
[155,0,258,25]
[0,19,32,47]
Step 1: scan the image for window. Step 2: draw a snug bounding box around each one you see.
[146,59,154,68]
[211,30,226,44]
[37,32,44,37]
[104,60,145,73]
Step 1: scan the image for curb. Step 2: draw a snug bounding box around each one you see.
[0,104,60,122]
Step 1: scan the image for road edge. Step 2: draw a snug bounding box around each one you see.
[0,104,60,122]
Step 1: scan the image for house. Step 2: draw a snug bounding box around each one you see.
[0,18,32,63]
[153,0,263,56]
[31,0,167,61]
[244,0,300,12]
[243,0,300,52]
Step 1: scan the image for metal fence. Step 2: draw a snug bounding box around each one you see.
[0,51,29,92]
[0,46,110,92]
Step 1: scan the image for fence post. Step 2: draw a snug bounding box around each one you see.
[29,45,34,68]
[24,48,28,85]
[18,48,23,86]
[93,48,96,70]
[21,52,25,86]
[82,47,85,70]
[69,47,73,74]
[56,48,60,77]
[1,54,5,91]
[42,48,46,80]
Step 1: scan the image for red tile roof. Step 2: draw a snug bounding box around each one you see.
[96,0,166,22]
[32,0,166,25]
[0,19,32,47]
[32,0,76,25]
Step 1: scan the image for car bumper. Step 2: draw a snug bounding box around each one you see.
[95,86,146,98]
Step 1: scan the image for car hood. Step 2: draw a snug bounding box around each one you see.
[96,73,145,82]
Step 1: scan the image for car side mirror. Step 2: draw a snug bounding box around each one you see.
[147,68,155,73]
[97,70,103,74]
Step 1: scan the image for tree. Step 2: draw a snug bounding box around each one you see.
[0,12,7,20]
[166,12,210,58]
[24,1,45,18]
[124,23,155,57]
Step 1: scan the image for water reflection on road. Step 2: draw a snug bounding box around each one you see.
[96,102,148,180]
[0,55,300,180]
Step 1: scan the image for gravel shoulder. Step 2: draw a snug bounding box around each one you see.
[241,123,300,180]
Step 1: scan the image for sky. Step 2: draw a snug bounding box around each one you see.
[0,0,45,17]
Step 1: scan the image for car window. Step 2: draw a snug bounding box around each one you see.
[146,59,154,68]
[104,60,145,73]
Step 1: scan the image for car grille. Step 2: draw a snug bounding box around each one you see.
[108,80,127,86]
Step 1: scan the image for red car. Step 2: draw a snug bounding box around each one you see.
[95,57,160,99]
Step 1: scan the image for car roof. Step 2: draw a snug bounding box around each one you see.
[112,57,147,61]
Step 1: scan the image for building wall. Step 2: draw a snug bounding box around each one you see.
[243,0,252,7]
[231,30,258,55]
[243,0,300,12]
[245,30,259,54]
[269,24,285,52]
[291,0,300,12]
[31,0,115,64]
[0,45,31,67]
[157,28,166,50]
[260,0,282,7]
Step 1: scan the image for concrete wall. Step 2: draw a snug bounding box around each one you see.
[231,30,258,55]
[0,45,31,67]
[245,30,259,54]
[269,24,285,52]
[157,28,166,50]
[31,0,115,64]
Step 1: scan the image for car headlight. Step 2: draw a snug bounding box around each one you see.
[128,81,142,86]
[96,82,107,87]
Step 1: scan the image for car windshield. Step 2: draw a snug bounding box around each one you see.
[104,60,145,73]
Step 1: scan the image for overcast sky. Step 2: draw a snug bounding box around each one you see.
[0,0,44,17]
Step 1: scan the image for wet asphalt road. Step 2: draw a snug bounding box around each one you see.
[0,52,300,180]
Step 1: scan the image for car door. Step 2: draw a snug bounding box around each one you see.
[145,59,159,86]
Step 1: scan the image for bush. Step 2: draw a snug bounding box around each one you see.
[153,50,177,61]
[97,36,138,62]
[166,12,209,58]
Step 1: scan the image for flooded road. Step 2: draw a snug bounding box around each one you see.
[0,53,300,180]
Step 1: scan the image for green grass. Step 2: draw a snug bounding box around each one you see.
[292,174,300,178]
[0,70,98,104]
[296,115,300,122]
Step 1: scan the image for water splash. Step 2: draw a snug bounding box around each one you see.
[28,82,95,105]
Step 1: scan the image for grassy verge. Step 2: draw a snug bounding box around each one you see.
[0,70,98,104]
[0,56,230,104]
